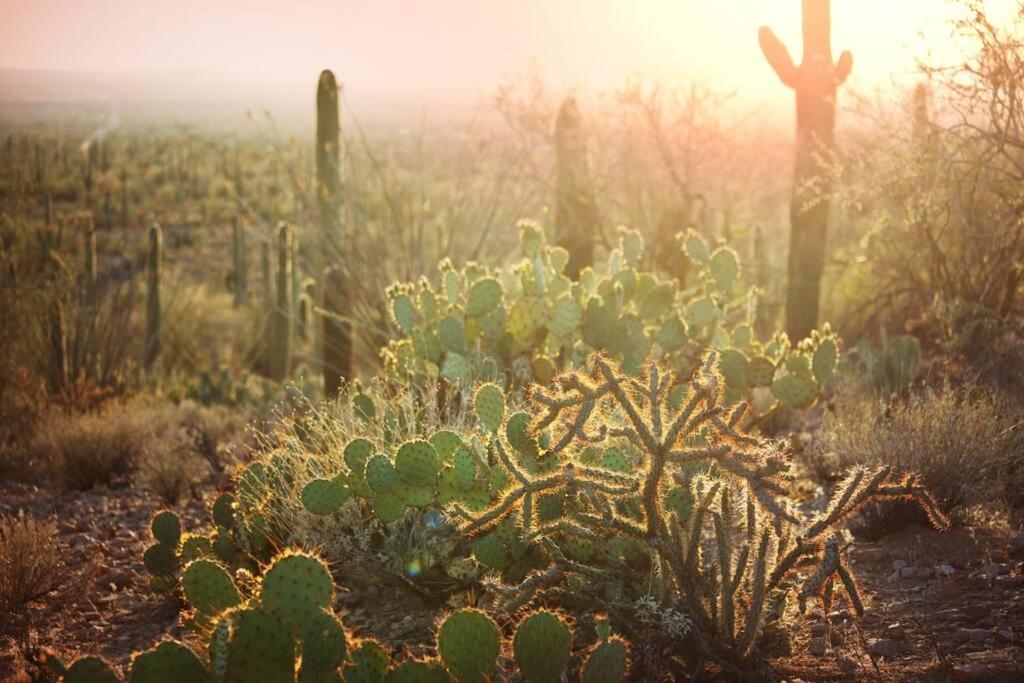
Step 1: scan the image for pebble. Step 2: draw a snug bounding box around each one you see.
[808,636,827,657]
[885,623,906,640]
[809,623,828,637]
[892,559,908,572]
[952,663,988,681]
[867,638,896,659]
[955,628,992,643]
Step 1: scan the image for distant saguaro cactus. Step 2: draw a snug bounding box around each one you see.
[270,223,292,382]
[759,0,852,340]
[261,238,273,309]
[316,70,342,238]
[84,217,97,307]
[554,96,599,278]
[321,264,352,397]
[232,217,247,308]
[145,223,162,371]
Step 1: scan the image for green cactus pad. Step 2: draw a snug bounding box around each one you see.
[353,393,377,421]
[452,449,476,492]
[395,440,439,487]
[685,297,718,327]
[211,527,238,565]
[437,609,500,683]
[654,313,688,353]
[444,557,478,581]
[259,552,334,634]
[63,656,119,683]
[344,438,374,475]
[512,610,572,683]
[582,637,629,683]
[439,316,468,354]
[441,353,471,382]
[505,411,539,456]
[366,455,399,494]
[391,294,417,333]
[143,542,178,577]
[372,494,407,524]
[395,483,434,507]
[182,560,241,617]
[473,384,505,433]
[812,338,838,386]
[639,282,676,321]
[130,640,211,683]
[748,356,776,388]
[300,608,347,674]
[344,640,389,683]
[771,374,819,409]
[212,494,236,530]
[682,229,710,263]
[709,247,740,290]
[225,607,295,683]
[465,278,502,318]
[301,478,349,516]
[383,660,451,683]
[663,486,695,522]
[507,296,546,343]
[237,462,267,510]
[718,349,750,391]
[602,448,630,473]
[151,510,182,548]
[180,534,214,564]
[472,534,509,570]
[547,295,582,340]
[536,491,566,522]
[429,431,464,462]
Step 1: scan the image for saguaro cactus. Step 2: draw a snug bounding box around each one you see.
[270,223,293,382]
[759,0,852,339]
[554,96,599,278]
[84,217,97,307]
[145,223,162,371]
[232,217,247,308]
[321,264,352,397]
[316,70,342,239]
[261,238,273,309]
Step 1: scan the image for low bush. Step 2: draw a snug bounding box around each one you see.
[0,514,62,614]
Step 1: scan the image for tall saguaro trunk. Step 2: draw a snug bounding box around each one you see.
[145,223,162,372]
[317,69,353,395]
[270,223,293,382]
[554,97,599,279]
[759,0,852,340]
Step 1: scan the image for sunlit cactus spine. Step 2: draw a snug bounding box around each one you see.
[554,96,599,278]
[759,0,852,340]
[232,216,247,308]
[144,223,162,371]
[270,223,293,382]
[321,264,352,397]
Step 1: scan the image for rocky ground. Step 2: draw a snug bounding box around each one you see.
[1,480,1022,681]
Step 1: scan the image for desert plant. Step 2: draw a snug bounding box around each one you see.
[144,223,162,371]
[554,96,599,278]
[0,514,62,614]
[855,332,920,396]
[448,352,946,673]
[231,216,247,308]
[39,403,148,490]
[759,0,853,340]
[270,222,293,381]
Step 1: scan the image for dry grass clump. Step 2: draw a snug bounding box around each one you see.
[38,403,149,490]
[0,514,62,614]
[820,380,1023,532]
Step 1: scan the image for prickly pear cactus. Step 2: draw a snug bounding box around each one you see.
[182,559,242,618]
[258,552,334,634]
[512,610,572,683]
[129,640,212,683]
[437,609,500,683]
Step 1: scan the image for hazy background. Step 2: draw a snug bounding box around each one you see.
[1,0,1016,130]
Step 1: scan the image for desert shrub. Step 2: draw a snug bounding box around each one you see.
[38,402,149,489]
[820,380,1023,532]
[137,451,194,505]
[0,514,62,613]
[160,283,254,375]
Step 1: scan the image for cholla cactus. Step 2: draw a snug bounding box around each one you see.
[450,352,947,669]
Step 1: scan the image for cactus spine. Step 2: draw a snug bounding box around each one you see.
[759,0,852,340]
[232,217,247,308]
[554,96,598,278]
[270,223,292,381]
[145,223,162,371]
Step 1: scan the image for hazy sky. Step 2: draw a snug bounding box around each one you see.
[0,1,1017,103]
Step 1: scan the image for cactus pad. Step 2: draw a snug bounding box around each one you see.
[391,294,417,333]
[771,374,819,409]
[383,659,451,682]
[465,278,502,318]
[452,449,476,492]
[259,552,334,634]
[130,640,211,683]
[63,656,119,683]
[812,338,838,386]
[472,534,508,570]
[366,455,399,494]
[301,478,349,516]
[151,511,182,548]
[473,384,505,432]
[182,560,242,617]
[505,411,538,457]
[437,609,500,683]
[512,610,572,683]
[300,608,347,674]
[143,542,178,577]
[212,494,236,530]
[372,494,406,524]
[344,640,389,683]
[344,438,374,475]
[225,607,295,683]
[395,440,439,487]
[582,637,629,683]
[709,247,740,290]
[748,356,775,388]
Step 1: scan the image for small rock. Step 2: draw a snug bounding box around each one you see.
[809,623,828,637]
[858,547,888,563]
[952,663,988,682]
[885,623,906,640]
[936,564,956,577]
[900,566,919,579]
[892,559,908,572]
[955,628,992,643]
[829,630,844,646]
[808,636,827,657]
[995,575,1024,590]
[996,629,1019,645]
[867,638,896,659]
